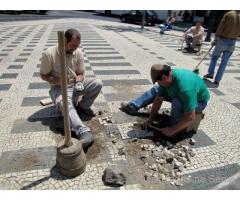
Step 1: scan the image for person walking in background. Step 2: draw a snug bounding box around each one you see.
[204,10,240,85]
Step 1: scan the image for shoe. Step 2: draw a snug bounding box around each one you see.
[77,131,94,148]
[160,31,164,34]
[203,74,213,79]
[214,81,219,86]
[120,102,139,115]
[77,106,96,117]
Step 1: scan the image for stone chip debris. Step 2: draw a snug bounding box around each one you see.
[139,141,196,186]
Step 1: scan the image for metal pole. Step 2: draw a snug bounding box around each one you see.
[141,11,146,29]
[58,31,73,147]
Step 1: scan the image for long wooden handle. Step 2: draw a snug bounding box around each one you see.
[58,31,73,147]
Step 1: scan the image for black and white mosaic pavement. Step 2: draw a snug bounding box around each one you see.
[0,19,240,190]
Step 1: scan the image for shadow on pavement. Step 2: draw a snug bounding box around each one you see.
[20,166,75,190]
[203,79,219,88]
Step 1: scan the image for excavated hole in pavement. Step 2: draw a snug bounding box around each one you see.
[46,108,197,187]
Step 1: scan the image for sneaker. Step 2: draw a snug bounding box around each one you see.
[120,102,139,115]
[214,81,219,86]
[77,106,96,117]
[203,74,213,79]
[77,131,94,148]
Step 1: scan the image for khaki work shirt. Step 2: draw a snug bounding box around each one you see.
[40,46,85,86]
[186,26,204,42]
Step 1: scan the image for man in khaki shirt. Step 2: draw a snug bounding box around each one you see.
[40,29,103,148]
[182,21,204,52]
[204,10,240,85]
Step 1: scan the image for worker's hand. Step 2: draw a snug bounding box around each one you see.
[159,127,176,138]
[68,77,76,85]
[142,119,153,130]
[76,74,84,82]
[211,40,216,46]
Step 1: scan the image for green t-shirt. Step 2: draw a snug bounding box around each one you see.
[157,68,210,112]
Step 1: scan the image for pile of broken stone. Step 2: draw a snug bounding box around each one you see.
[98,110,197,187]
[140,140,196,186]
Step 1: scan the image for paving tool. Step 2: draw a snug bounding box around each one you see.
[193,45,214,74]
[56,31,86,177]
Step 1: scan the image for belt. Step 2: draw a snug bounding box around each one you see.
[219,36,237,40]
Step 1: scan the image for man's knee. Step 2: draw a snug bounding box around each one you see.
[93,79,103,91]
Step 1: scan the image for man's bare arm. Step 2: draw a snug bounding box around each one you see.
[171,110,195,134]
[40,74,61,86]
[149,96,164,121]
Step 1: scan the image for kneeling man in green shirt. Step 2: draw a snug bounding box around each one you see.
[121,64,210,138]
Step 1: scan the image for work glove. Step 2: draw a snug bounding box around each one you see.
[74,81,84,93]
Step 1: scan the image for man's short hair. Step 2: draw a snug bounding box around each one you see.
[151,64,171,83]
[65,29,81,43]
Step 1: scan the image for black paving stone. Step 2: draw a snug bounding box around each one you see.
[85,67,92,71]
[225,69,240,73]
[102,79,151,86]
[8,65,23,69]
[0,84,12,91]
[0,53,8,56]
[82,44,110,46]
[209,88,225,96]
[82,41,107,43]
[0,73,18,79]
[7,45,17,47]
[190,129,216,148]
[28,82,49,89]
[91,62,132,67]
[157,57,165,60]
[143,48,149,50]
[26,45,36,47]
[94,70,140,75]
[23,49,34,51]
[88,56,124,60]
[11,117,63,134]
[167,62,176,66]
[104,93,141,101]
[231,103,240,110]
[14,58,28,62]
[149,52,157,55]
[2,49,13,52]
[33,72,40,77]
[85,51,119,54]
[0,146,56,174]
[19,53,31,56]
[234,77,240,81]
[21,96,49,107]
[84,48,114,50]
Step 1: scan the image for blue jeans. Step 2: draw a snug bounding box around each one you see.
[160,23,170,33]
[130,86,207,124]
[208,38,236,82]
